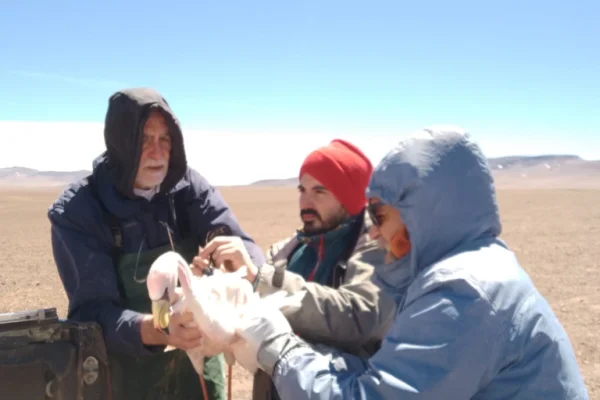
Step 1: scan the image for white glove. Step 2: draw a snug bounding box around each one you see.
[232,291,306,375]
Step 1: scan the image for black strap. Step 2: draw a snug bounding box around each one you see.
[329,209,366,287]
[87,174,187,259]
[339,208,366,262]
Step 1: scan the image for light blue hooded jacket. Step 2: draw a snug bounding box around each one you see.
[257,126,589,399]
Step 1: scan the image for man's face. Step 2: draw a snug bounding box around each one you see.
[134,110,172,190]
[298,173,349,235]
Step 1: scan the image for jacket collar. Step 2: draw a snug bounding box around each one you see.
[269,209,372,265]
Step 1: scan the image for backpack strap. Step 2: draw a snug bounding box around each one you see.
[169,190,190,241]
[87,174,189,258]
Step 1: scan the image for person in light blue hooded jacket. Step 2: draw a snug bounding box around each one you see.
[230,125,590,399]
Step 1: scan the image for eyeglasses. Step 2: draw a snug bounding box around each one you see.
[367,203,383,227]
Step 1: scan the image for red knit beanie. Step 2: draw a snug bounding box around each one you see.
[299,139,373,216]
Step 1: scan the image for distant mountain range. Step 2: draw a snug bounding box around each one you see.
[489,155,600,189]
[0,167,91,187]
[249,177,299,186]
[250,155,600,189]
[0,155,598,189]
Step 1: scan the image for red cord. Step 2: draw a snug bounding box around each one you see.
[227,364,232,400]
[306,235,325,282]
[200,375,210,400]
[199,363,231,400]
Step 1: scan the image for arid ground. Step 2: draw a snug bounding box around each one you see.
[0,186,597,397]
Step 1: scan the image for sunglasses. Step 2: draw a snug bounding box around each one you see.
[367,203,383,227]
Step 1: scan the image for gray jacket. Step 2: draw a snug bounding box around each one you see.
[251,211,398,400]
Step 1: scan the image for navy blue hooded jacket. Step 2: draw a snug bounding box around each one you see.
[48,88,265,357]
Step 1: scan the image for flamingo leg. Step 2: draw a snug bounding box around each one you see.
[198,360,232,400]
[227,364,232,400]
[200,375,210,400]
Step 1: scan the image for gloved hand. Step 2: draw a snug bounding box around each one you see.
[232,292,306,375]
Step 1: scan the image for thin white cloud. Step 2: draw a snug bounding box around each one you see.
[0,120,398,185]
[0,120,595,185]
[8,70,129,89]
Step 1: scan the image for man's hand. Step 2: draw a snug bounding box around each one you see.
[189,257,209,277]
[193,236,259,283]
[139,310,204,350]
[140,314,168,346]
[165,310,203,350]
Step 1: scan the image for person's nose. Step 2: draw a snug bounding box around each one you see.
[299,193,313,210]
[146,138,163,159]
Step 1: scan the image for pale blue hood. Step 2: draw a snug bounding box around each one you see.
[366,125,503,290]
[268,126,589,398]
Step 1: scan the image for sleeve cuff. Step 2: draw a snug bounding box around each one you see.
[118,311,164,356]
[255,263,281,296]
[257,332,307,375]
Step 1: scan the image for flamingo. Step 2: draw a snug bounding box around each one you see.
[147,250,304,400]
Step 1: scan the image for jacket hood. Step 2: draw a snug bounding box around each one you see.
[366,125,502,289]
[103,87,187,199]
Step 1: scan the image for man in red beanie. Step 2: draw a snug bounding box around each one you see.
[195,139,397,400]
[297,139,373,237]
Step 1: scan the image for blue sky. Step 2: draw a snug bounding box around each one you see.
[0,0,598,183]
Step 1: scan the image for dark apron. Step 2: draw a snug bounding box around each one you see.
[108,236,226,400]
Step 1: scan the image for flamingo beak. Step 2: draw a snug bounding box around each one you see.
[151,290,170,334]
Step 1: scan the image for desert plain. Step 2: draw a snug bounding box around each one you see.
[0,183,598,398]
